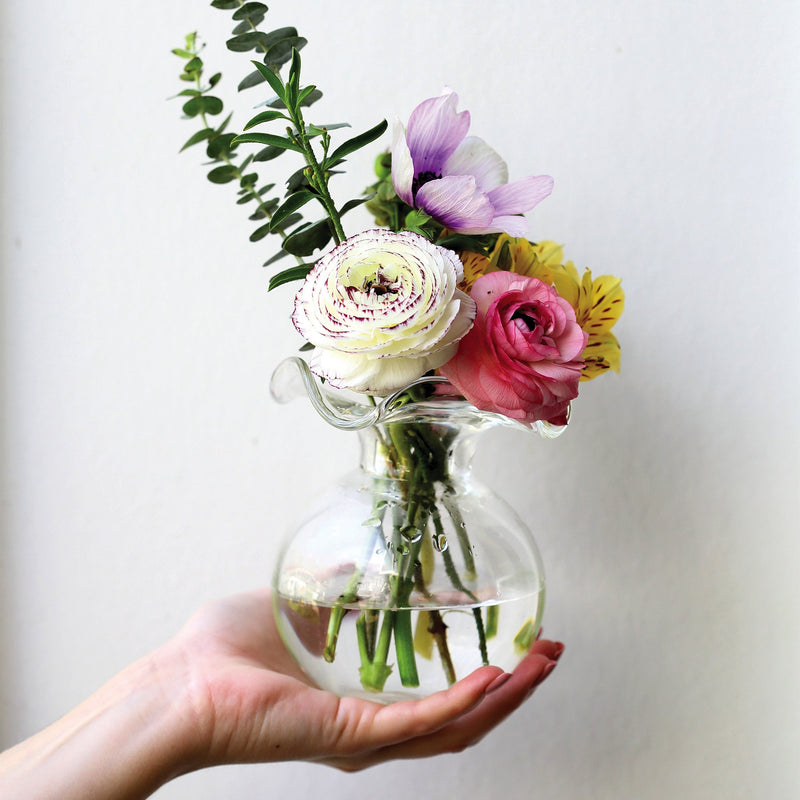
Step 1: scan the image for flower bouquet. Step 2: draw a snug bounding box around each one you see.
[172,2,623,701]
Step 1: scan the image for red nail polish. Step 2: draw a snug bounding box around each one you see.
[540,660,558,680]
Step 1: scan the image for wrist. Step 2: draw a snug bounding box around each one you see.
[0,642,208,800]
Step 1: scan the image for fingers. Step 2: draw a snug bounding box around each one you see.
[321,641,564,770]
[320,664,505,757]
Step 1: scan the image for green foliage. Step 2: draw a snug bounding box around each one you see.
[268,263,315,291]
[172,1,390,292]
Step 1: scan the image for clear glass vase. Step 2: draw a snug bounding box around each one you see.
[270,357,564,703]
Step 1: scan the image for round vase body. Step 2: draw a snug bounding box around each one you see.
[273,410,546,703]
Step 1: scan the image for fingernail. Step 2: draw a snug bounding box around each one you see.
[485,672,512,694]
[540,660,558,680]
[552,642,566,661]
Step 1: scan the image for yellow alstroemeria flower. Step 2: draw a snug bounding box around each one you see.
[458,236,624,380]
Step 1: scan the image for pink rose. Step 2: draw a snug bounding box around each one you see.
[439,271,588,425]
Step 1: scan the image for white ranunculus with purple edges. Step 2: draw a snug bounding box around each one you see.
[292,229,476,395]
[391,89,555,237]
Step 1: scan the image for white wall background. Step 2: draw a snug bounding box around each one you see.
[2,1,798,797]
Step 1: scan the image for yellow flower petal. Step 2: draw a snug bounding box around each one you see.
[581,331,621,381]
[584,274,625,334]
[459,251,492,292]
[457,236,624,383]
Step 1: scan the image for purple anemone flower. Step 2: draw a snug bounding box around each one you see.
[391,89,554,237]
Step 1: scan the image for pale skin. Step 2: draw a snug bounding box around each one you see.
[0,588,563,799]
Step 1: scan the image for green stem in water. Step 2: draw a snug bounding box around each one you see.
[358,609,395,692]
[393,606,419,687]
[430,505,489,666]
[443,493,477,580]
[428,610,457,685]
[412,556,457,686]
[472,607,489,666]
[323,568,362,662]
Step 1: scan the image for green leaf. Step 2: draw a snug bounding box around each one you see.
[180,127,214,152]
[206,132,238,159]
[263,87,322,110]
[182,95,224,117]
[208,72,222,88]
[253,145,285,162]
[339,195,372,216]
[233,132,303,153]
[185,56,203,72]
[285,166,311,193]
[436,233,495,254]
[232,2,269,20]
[286,48,301,105]
[249,221,273,242]
[270,190,315,231]
[226,32,272,52]
[215,112,233,136]
[247,61,286,103]
[238,185,270,205]
[238,69,267,92]
[210,0,239,8]
[282,219,333,257]
[231,19,256,36]
[239,172,259,189]
[274,211,303,231]
[268,264,314,291]
[265,37,307,70]
[259,26,300,49]
[324,119,388,169]
[297,85,318,106]
[404,209,433,229]
[207,165,239,184]
[263,248,291,267]
[171,48,194,59]
[243,108,289,130]
[300,88,323,108]
[249,198,279,220]
[307,122,351,136]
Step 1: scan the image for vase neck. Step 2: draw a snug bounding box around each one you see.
[357,420,481,487]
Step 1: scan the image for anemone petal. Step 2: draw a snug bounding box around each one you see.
[487,174,554,216]
[391,119,415,206]
[405,90,470,175]
[443,136,508,191]
[415,174,494,231]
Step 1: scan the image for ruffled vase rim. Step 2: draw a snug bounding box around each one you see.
[269,356,568,438]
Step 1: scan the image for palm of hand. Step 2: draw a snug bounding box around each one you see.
[172,588,561,771]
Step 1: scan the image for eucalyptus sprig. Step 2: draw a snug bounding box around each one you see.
[173,1,388,291]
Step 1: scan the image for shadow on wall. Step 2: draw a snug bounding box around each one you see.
[0,0,15,742]
[500,329,758,793]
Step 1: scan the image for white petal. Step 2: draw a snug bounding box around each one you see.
[390,119,415,206]
[443,136,508,191]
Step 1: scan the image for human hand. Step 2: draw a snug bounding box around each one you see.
[0,588,562,800]
[170,588,564,772]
